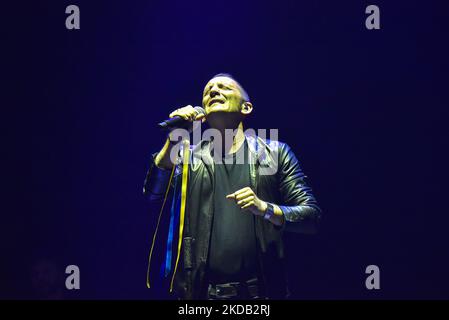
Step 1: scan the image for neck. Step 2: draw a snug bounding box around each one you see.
[213,121,245,155]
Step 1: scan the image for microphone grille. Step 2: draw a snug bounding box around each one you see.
[193,106,206,116]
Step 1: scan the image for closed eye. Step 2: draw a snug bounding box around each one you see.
[203,83,234,99]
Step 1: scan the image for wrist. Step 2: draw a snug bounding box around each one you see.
[260,201,268,213]
[263,202,275,220]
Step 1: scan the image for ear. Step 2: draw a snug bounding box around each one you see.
[240,102,253,115]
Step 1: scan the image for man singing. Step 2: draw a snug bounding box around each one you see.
[143,73,321,299]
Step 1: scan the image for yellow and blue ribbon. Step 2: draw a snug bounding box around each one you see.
[163,175,180,277]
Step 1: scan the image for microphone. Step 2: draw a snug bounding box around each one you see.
[158,106,206,129]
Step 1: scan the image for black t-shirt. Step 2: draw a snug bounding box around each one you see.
[207,141,259,284]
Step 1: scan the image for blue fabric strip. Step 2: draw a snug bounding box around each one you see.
[164,175,180,277]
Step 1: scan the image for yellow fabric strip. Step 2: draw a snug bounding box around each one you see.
[170,139,189,292]
[146,164,175,288]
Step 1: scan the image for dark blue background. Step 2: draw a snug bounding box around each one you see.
[2,0,448,299]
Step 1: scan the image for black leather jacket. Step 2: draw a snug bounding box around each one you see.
[143,133,321,299]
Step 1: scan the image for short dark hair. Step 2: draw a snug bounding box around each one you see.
[211,73,250,102]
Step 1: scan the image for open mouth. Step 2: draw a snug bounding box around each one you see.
[209,98,225,107]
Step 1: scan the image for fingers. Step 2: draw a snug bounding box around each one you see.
[169,105,197,120]
[235,191,253,201]
[195,113,206,122]
[237,196,254,206]
[227,187,256,210]
[226,187,252,199]
[240,201,255,210]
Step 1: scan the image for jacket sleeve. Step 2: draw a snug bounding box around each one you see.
[276,143,321,234]
[143,153,175,202]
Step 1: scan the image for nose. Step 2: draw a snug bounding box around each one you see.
[210,84,220,98]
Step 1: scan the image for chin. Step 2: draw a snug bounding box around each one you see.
[206,106,228,114]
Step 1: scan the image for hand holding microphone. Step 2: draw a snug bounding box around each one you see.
[154,105,206,169]
[158,105,206,130]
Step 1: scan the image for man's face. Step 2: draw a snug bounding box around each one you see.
[202,76,245,115]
